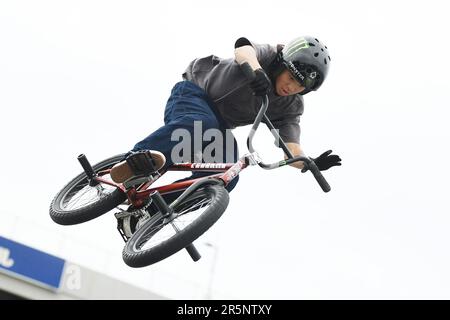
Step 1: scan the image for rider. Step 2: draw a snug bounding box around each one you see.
[110,36,342,191]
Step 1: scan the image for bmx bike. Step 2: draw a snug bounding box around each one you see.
[49,64,331,268]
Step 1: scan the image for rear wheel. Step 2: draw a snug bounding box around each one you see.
[50,154,127,225]
[123,184,229,267]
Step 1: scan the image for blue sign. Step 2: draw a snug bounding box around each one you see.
[0,236,65,289]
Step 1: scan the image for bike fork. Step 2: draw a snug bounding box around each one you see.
[150,191,201,262]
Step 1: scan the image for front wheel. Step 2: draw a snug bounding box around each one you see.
[123,184,229,267]
[49,154,127,225]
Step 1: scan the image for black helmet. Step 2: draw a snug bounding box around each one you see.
[281,36,331,92]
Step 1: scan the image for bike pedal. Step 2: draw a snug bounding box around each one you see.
[116,219,129,243]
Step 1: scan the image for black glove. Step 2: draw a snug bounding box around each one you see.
[249,68,272,96]
[302,150,342,172]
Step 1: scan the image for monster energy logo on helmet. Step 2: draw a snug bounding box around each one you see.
[283,37,310,57]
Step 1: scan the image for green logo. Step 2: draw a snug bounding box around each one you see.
[284,37,309,57]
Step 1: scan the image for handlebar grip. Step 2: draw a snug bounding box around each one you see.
[306,161,331,193]
[240,62,256,81]
[311,169,331,193]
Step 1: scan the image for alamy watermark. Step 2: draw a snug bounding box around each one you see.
[170,121,280,164]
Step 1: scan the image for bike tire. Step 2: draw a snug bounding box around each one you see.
[50,154,127,225]
[123,184,229,267]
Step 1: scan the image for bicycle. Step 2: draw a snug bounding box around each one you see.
[49,63,331,268]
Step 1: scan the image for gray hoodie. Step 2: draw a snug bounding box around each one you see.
[183,43,303,144]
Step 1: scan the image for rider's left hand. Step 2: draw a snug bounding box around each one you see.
[249,68,272,96]
[302,150,342,172]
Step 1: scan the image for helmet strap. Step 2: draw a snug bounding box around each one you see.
[267,51,286,96]
[299,88,311,96]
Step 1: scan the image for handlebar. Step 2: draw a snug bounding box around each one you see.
[240,62,331,193]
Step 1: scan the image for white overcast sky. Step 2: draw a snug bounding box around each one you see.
[1,0,450,299]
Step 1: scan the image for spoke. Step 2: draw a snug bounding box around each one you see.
[64,182,88,205]
[177,198,211,216]
[65,185,93,209]
[136,194,213,251]
[140,224,176,250]
[170,220,181,233]
[63,177,115,210]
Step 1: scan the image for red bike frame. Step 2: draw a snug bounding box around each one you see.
[94,156,250,207]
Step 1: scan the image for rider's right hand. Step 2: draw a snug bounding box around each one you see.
[249,68,272,96]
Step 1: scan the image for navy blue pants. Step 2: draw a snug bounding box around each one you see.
[130,81,239,193]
